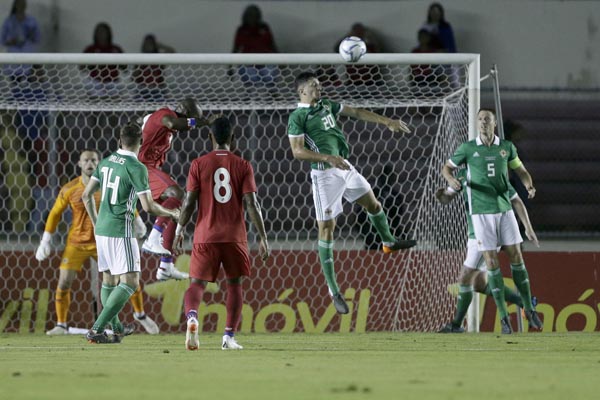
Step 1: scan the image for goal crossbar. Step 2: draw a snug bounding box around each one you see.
[0,53,480,66]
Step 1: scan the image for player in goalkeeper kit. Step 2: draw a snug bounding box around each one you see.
[442,108,543,334]
[139,98,220,281]
[287,71,416,315]
[81,123,179,343]
[35,149,159,335]
[435,168,539,333]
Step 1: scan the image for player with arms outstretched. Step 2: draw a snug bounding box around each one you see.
[287,71,416,314]
[35,149,159,335]
[442,108,543,334]
[435,168,539,333]
[139,98,218,281]
[82,122,180,343]
[174,117,269,351]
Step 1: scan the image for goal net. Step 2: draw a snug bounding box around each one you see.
[0,53,479,333]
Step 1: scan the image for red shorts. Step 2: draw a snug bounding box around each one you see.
[190,242,251,282]
[146,166,177,201]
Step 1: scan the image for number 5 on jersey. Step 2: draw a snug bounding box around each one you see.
[214,167,232,203]
[487,163,495,177]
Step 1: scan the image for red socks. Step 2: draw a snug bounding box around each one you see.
[154,197,182,253]
[184,281,205,318]
[225,282,243,333]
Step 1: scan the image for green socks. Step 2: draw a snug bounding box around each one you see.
[318,240,339,295]
[487,268,508,318]
[511,263,534,311]
[367,210,395,243]
[482,283,523,308]
[100,284,122,333]
[93,283,136,333]
[452,284,473,327]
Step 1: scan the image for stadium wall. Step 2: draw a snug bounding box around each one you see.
[1,0,599,88]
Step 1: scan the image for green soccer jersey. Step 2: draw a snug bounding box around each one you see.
[449,135,521,215]
[287,99,349,170]
[456,169,518,239]
[91,149,150,238]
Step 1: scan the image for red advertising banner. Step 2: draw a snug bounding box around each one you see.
[1,250,599,333]
[479,252,600,332]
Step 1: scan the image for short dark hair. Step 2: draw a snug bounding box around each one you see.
[211,117,232,145]
[176,97,202,119]
[478,108,497,119]
[295,71,317,92]
[120,121,142,147]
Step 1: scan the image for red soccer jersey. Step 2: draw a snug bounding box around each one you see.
[139,108,177,168]
[187,150,257,244]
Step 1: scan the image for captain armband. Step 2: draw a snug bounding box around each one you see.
[508,157,522,169]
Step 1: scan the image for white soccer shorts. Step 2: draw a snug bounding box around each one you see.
[310,161,372,221]
[463,238,486,270]
[471,210,523,252]
[463,238,502,270]
[96,235,141,275]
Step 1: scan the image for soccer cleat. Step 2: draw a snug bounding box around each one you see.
[86,330,112,344]
[111,323,136,343]
[134,314,160,334]
[185,317,199,351]
[525,310,543,330]
[500,316,513,334]
[382,239,417,254]
[331,292,349,314]
[520,296,539,319]
[438,323,465,333]
[142,234,171,256]
[46,325,68,336]
[156,262,189,281]
[222,335,243,350]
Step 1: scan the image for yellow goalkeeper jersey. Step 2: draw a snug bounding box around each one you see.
[44,177,100,246]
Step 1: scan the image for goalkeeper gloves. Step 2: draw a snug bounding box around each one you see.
[35,232,53,261]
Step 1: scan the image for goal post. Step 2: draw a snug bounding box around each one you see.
[0,52,480,333]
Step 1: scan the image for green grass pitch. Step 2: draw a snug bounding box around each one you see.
[1,332,599,400]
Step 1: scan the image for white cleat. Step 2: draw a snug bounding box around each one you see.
[142,234,171,256]
[156,262,189,281]
[134,314,159,334]
[46,325,68,335]
[222,335,243,350]
[185,317,199,351]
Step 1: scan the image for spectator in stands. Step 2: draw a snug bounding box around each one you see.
[132,34,175,102]
[335,22,383,87]
[83,22,124,98]
[411,28,443,85]
[1,0,40,80]
[1,0,39,52]
[412,28,443,55]
[232,5,279,86]
[421,3,457,53]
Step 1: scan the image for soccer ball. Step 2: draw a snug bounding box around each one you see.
[338,36,367,62]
